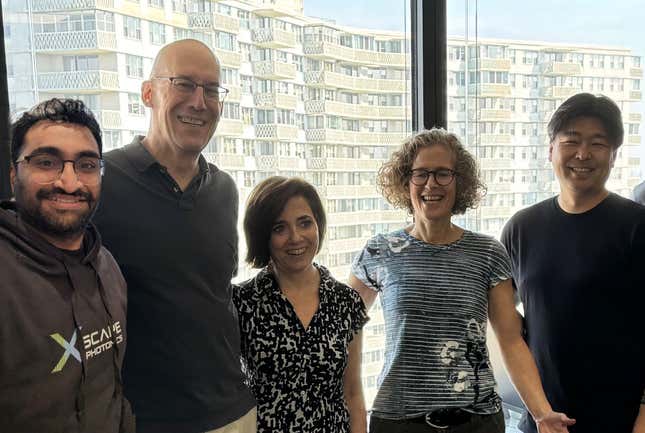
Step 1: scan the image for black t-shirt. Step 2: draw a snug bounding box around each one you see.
[501,193,645,433]
[93,138,254,433]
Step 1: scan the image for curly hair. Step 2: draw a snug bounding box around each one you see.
[377,128,486,215]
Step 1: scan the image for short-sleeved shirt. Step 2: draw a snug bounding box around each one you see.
[501,194,645,433]
[233,263,368,433]
[351,229,511,418]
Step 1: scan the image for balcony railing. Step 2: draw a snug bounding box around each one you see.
[98,110,121,130]
[188,12,240,33]
[213,48,241,68]
[253,91,297,109]
[37,70,119,91]
[32,0,113,12]
[541,61,583,75]
[252,60,297,80]
[34,31,117,52]
[252,27,297,48]
[255,124,298,140]
[214,119,244,136]
[468,57,511,71]
[540,86,579,99]
[303,40,407,67]
[327,209,406,225]
[304,70,406,93]
[304,99,406,119]
[468,83,512,97]
[305,128,406,145]
[204,153,245,169]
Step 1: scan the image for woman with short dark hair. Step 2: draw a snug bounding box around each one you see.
[234,176,368,433]
[349,129,573,433]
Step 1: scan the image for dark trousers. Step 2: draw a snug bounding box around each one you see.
[369,410,505,433]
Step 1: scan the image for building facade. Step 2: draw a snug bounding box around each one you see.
[4,0,642,407]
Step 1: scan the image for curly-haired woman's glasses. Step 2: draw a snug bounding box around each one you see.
[409,168,457,186]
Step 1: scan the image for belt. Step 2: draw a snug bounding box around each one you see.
[408,408,473,429]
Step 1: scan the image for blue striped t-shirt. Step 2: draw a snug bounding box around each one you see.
[351,228,512,418]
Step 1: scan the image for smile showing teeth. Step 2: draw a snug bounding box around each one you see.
[50,196,84,203]
[287,248,306,255]
[570,167,592,173]
[422,195,443,202]
[178,116,205,126]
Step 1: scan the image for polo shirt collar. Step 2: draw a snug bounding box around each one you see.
[125,135,212,176]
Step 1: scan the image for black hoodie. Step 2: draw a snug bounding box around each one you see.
[0,201,134,433]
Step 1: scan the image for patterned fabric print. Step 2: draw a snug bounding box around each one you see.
[351,229,512,418]
[233,263,368,433]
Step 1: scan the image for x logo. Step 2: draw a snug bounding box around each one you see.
[50,330,82,373]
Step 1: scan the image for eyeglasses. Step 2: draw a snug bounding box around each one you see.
[152,76,229,102]
[409,168,457,186]
[16,152,104,185]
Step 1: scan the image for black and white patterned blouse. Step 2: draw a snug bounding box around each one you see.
[233,263,368,433]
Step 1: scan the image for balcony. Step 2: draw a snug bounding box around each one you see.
[253,0,298,17]
[325,238,369,254]
[253,91,297,109]
[325,184,380,198]
[468,83,511,97]
[477,109,512,122]
[32,0,113,12]
[254,124,298,140]
[214,119,243,136]
[630,67,643,78]
[34,31,116,54]
[480,206,514,219]
[188,12,239,33]
[479,158,514,170]
[306,157,327,170]
[476,134,513,145]
[252,155,305,170]
[628,112,642,122]
[327,209,406,226]
[97,110,121,130]
[540,86,579,99]
[225,86,242,102]
[204,153,245,170]
[38,70,119,92]
[303,40,406,67]
[252,60,296,80]
[628,135,642,145]
[304,99,406,119]
[214,48,241,68]
[469,58,511,71]
[541,61,582,75]
[629,90,642,101]
[305,128,406,145]
[251,27,296,48]
[304,70,406,93]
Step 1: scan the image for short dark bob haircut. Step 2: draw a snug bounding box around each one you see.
[548,93,623,147]
[244,176,327,268]
[11,98,102,164]
[378,128,485,215]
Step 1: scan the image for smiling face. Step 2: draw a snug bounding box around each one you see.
[142,40,222,156]
[549,116,616,200]
[10,120,101,249]
[269,195,320,276]
[408,144,457,225]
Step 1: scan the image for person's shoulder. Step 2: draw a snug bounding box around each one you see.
[319,265,363,304]
[507,196,555,226]
[236,268,270,299]
[607,192,645,216]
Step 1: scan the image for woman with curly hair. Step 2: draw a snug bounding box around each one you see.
[349,129,572,433]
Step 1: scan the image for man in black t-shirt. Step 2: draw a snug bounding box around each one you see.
[502,93,645,433]
[94,40,256,433]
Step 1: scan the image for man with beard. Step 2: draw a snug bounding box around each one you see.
[93,39,255,433]
[0,98,134,433]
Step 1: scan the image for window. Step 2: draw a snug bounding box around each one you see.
[150,22,166,45]
[123,16,142,40]
[63,55,99,71]
[149,0,164,8]
[126,54,144,78]
[128,93,144,115]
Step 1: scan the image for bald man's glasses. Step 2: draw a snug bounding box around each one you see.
[153,76,229,102]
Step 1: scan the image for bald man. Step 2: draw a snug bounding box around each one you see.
[94,39,256,433]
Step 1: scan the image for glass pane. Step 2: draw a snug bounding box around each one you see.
[3,0,412,412]
[448,2,644,431]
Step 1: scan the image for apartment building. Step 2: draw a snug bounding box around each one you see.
[3,0,642,407]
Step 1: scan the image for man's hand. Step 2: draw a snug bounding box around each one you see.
[536,410,576,433]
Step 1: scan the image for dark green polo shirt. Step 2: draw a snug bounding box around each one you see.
[94,137,254,433]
